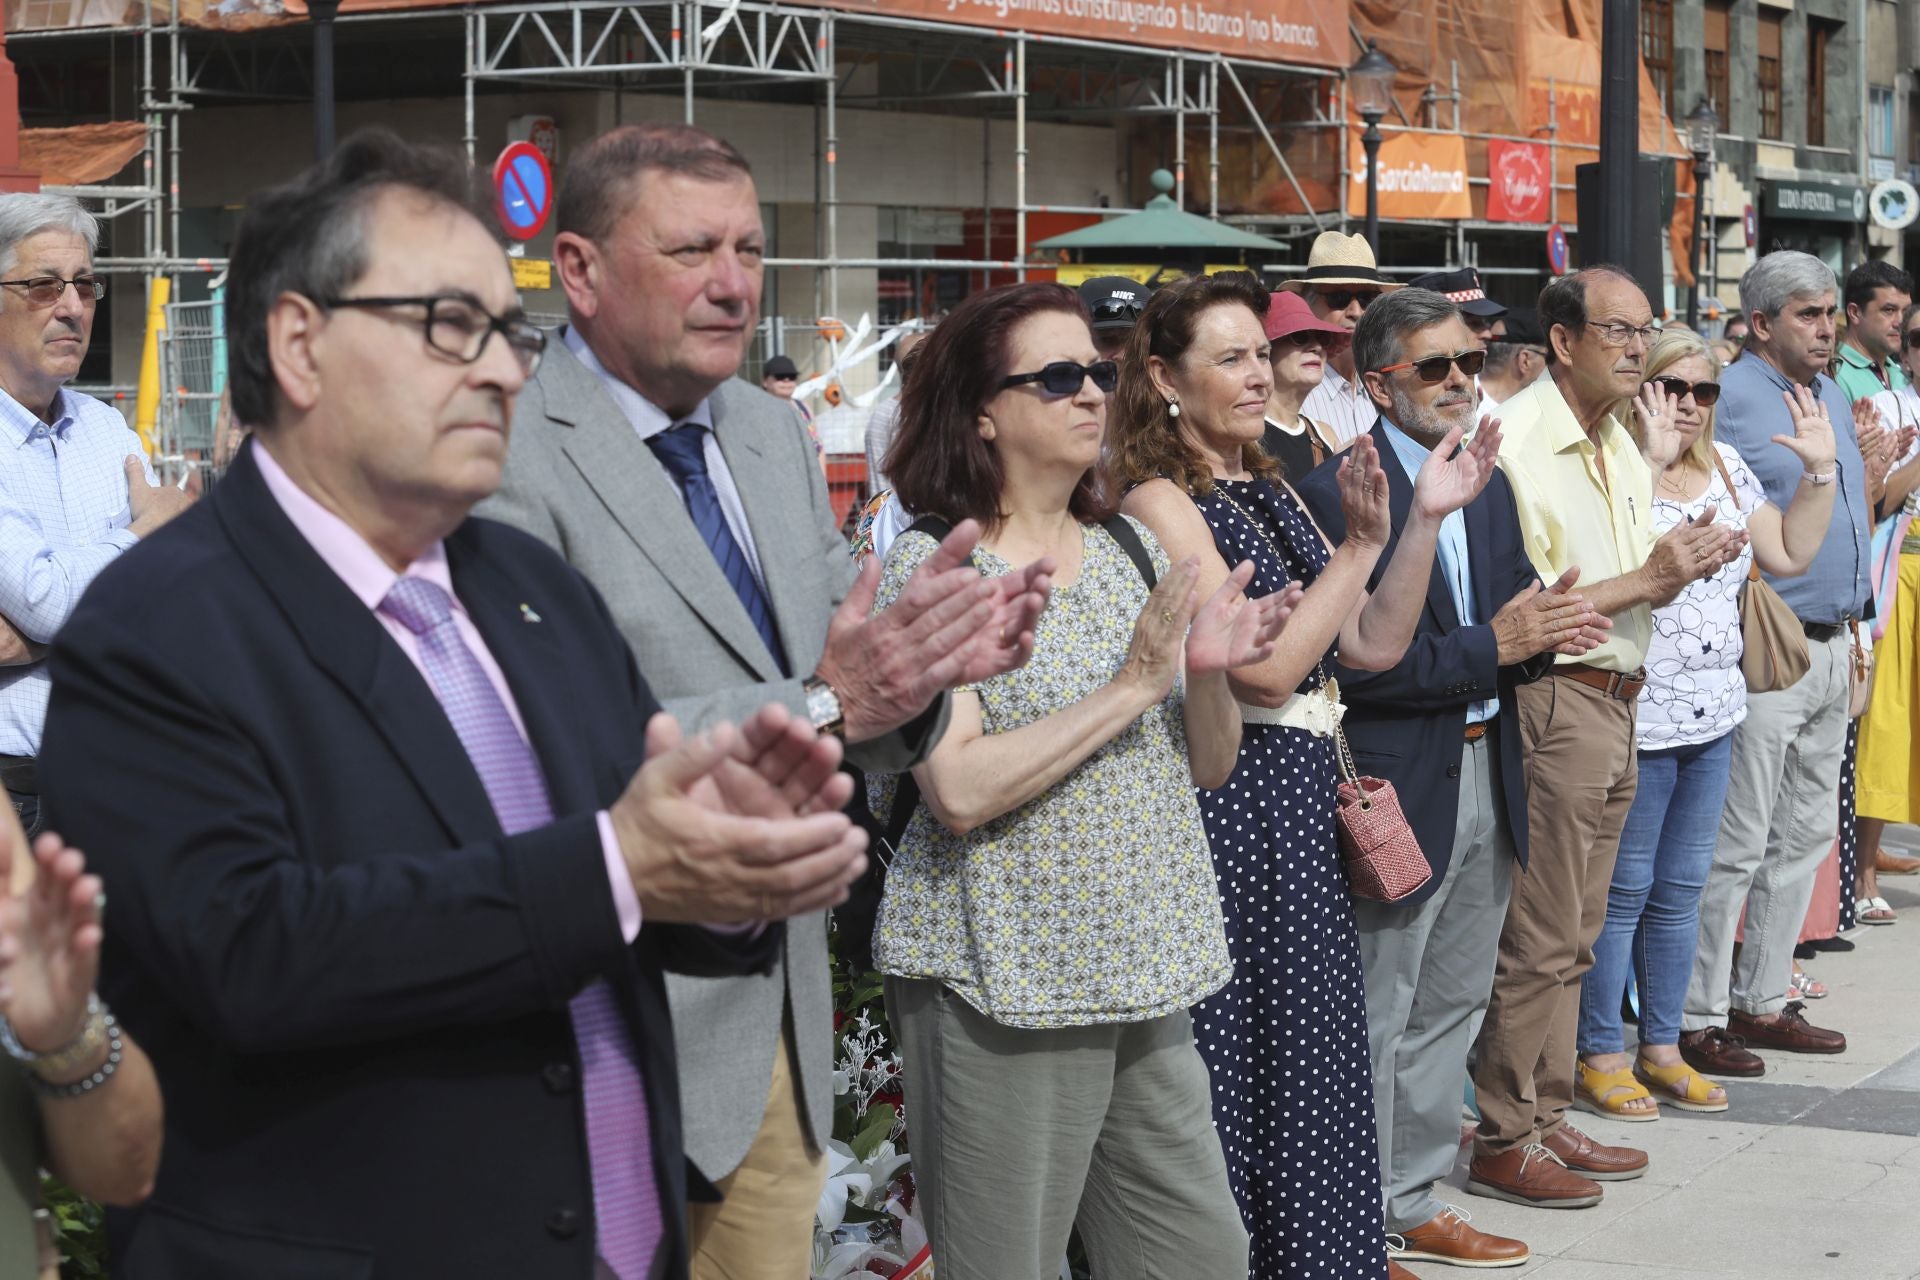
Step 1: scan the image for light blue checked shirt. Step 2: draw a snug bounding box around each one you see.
[0,384,152,755]
[1380,416,1496,723]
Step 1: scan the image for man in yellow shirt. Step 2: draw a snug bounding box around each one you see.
[1468,267,1742,1210]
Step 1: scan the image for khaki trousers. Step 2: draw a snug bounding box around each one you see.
[688,1027,827,1280]
[1472,676,1638,1156]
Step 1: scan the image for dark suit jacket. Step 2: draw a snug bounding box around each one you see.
[1295,421,1550,905]
[38,439,776,1280]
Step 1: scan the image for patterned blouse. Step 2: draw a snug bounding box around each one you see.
[867,519,1233,1029]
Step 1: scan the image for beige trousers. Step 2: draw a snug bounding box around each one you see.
[1472,675,1638,1156]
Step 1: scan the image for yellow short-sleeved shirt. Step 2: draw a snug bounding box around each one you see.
[1495,377,1658,673]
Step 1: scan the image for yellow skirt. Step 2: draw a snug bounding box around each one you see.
[1858,551,1920,823]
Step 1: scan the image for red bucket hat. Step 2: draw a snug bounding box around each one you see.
[1264,291,1351,349]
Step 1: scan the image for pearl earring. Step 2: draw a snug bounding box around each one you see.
[1167,400,1181,419]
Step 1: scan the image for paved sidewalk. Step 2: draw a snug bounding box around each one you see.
[1405,826,1920,1280]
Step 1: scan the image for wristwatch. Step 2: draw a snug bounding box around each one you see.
[801,676,846,738]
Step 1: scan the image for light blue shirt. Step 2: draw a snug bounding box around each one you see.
[1380,417,1495,723]
[562,327,771,594]
[1713,354,1870,624]
[0,384,152,755]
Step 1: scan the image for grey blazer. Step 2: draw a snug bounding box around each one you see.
[478,337,946,1182]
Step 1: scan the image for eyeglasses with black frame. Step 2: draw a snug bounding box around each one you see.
[1377,349,1487,383]
[320,293,547,376]
[0,275,105,306]
[1088,298,1142,326]
[998,359,1119,397]
[1647,375,1721,407]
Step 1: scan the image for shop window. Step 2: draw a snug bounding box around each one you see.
[1870,86,1897,159]
[1757,10,1783,141]
[1807,18,1838,148]
[1641,0,1675,120]
[1704,1,1732,134]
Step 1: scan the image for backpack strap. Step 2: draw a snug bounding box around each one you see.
[1099,514,1158,588]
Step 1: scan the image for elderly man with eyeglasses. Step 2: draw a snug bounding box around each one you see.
[0,194,190,839]
[1466,266,1743,1212]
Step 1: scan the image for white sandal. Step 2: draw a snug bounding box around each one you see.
[1857,895,1897,925]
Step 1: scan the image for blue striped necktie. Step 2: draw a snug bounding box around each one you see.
[647,423,789,675]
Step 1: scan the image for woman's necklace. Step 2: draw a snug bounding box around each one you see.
[1656,461,1699,499]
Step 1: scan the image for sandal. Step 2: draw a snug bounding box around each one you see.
[1574,1059,1660,1121]
[1634,1055,1730,1113]
[1857,895,1898,925]
[1789,965,1829,1000]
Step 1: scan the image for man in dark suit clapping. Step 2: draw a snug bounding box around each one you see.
[1296,287,1607,1272]
[37,130,871,1280]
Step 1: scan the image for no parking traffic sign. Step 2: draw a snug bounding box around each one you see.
[493,142,553,242]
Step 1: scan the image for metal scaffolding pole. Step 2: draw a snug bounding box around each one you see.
[1015,32,1026,282]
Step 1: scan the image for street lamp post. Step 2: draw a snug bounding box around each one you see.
[1348,40,1396,252]
[1684,96,1718,331]
[311,0,342,161]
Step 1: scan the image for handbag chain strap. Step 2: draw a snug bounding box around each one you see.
[1208,481,1369,802]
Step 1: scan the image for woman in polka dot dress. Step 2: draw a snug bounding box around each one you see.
[1114,273,1500,1278]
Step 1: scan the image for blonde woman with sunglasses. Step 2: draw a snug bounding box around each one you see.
[1576,327,1835,1118]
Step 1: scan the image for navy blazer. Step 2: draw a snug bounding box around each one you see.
[39,438,776,1280]
[1294,421,1549,905]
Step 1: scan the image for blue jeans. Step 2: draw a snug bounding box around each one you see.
[1578,731,1734,1052]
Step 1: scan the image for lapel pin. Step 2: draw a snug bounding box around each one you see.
[520,603,542,624]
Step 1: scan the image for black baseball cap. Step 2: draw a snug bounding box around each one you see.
[763,355,799,379]
[1078,277,1148,331]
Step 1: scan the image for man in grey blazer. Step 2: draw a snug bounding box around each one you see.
[480,122,1051,1279]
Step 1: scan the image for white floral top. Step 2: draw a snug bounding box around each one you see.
[867,519,1233,1029]
[1638,441,1766,749]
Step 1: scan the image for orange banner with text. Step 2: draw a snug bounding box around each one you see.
[1345,129,1472,221]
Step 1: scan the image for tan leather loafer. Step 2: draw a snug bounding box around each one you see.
[1391,1204,1530,1267]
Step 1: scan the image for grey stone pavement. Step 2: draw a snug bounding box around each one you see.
[1402,825,1920,1280]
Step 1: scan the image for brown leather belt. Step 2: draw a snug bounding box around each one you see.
[1554,663,1647,701]
[1463,722,1489,743]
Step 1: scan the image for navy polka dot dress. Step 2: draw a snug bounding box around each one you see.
[1191,478,1387,1280]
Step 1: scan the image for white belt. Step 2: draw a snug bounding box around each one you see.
[1237,689,1346,736]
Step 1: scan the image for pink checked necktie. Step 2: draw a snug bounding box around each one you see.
[380,577,660,1279]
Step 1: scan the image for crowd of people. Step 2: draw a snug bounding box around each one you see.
[0,117,1913,1280]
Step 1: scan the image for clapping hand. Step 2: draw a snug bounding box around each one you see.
[1489,566,1612,664]
[1632,381,1688,469]
[1775,386,1838,474]
[1338,435,1393,549]
[1412,418,1503,520]
[610,710,868,924]
[0,805,102,1056]
[1185,561,1305,678]
[819,519,1054,744]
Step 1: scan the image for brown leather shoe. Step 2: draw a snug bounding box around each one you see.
[1728,1002,1847,1054]
[1876,847,1920,876]
[1679,1026,1766,1077]
[1542,1123,1648,1181]
[1391,1205,1530,1267]
[1466,1143,1603,1208]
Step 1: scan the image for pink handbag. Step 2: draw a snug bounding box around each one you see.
[1331,704,1432,902]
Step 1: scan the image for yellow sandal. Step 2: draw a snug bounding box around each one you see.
[1634,1055,1730,1113]
[1574,1059,1660,1122]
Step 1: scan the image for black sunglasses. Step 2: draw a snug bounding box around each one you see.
[1378,349,1487,382]
[999,359,1119,396]
[1648,375,1721,406]
[1275,331,1329,349]
[1312,288,1376,312]
[1905,330,1920,349]
[1089,298,1142,325]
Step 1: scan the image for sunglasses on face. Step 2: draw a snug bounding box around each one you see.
[998,359,1119,396]
[1313,289,1376,312]
[769,373,798,382]
[1377,349,1487,382]
[1275,331,1327,350]
[1647,375,1721,406]
[0,274,105,306]
[1904,330,1920,349]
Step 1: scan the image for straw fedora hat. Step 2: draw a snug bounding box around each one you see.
[1277,231,1403,293]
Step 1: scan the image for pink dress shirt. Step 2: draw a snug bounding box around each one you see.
[254,443,644,943]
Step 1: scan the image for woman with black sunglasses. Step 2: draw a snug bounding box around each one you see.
[867,280,1301,1280]
[1109,272,1499,1280]
[1575,326,1835,1118]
